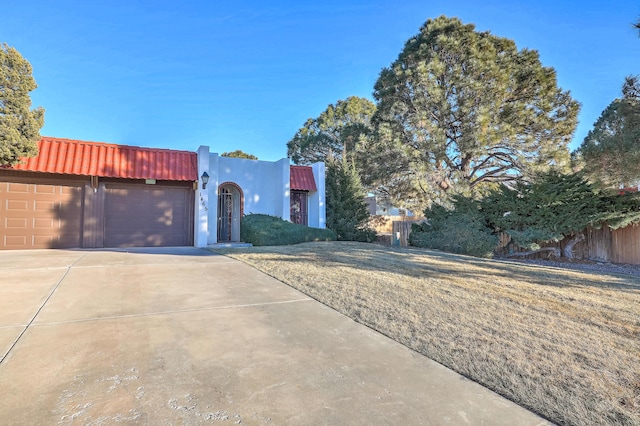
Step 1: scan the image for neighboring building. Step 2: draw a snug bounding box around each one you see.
[0,138,325,250]
[365,196,414,217]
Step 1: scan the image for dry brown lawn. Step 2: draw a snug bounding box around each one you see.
[213,241,640,426]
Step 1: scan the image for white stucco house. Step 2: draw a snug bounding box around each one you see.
[0,138,325,250]
[194,145,326,247]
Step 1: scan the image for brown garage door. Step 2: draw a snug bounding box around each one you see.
[0,180,83,249]
[104,184,193,247]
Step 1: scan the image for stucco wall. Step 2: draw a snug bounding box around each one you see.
[215,155,290,218]
[309,162,326,229]
[194,145,325,247]
[195,145,210,247]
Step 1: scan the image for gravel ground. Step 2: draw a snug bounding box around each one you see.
[498,256,640,277]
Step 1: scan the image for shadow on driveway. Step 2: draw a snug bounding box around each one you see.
[0,248,547,425]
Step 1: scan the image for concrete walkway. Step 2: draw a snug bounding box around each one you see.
[0,248,549,425]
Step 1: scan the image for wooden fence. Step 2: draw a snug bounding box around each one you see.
[391,220,425,247]
[369,215,412,233]
[496,224,640,265]
[582,224,640,264]
[387,219,640,264]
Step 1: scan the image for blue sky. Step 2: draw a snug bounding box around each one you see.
[3,1,639,161]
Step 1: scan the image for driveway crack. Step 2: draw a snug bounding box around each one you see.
[0,253,88,365]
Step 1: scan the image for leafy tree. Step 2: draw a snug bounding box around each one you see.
[370,16,579,209]
[0,44,44,166]
[574,97,640,188]
[287,96,375,165]
[325,154,375,242]
[221,150,258,160]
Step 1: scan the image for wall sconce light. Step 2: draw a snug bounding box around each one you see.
[201,172,210,189]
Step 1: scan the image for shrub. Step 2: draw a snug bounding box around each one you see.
[240,214,336,246]
[410,200,497,258]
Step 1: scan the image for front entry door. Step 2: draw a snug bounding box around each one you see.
[290,190,308,225]
[217,185,241,242]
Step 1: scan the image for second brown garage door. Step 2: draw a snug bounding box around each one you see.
[104,184,193,247]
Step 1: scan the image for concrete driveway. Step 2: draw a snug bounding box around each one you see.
[0,248,548,425]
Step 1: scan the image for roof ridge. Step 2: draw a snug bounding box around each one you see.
[41,136,196,154]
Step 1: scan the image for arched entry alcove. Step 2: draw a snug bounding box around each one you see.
[217,182,243,242]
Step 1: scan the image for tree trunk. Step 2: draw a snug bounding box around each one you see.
[505,247,561,259]
[562,233,585,259]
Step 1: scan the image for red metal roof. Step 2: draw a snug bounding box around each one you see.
[290,165,317,191]
[10,137,198,181]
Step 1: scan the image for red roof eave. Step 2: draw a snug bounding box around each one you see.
[290,165,317,191]
[8,137,198,181]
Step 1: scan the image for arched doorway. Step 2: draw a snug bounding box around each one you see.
[217,182,243,242]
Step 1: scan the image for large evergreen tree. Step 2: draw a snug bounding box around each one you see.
[574,97,640,189]
[574,14,640,188]
[410,195,497,258]
[622,18,640,101]
[623,76,639,100]
[325,154,375,242]
[287,96,375,166]
[370,16,579,209]
[0,44,44,166]
[481,171,640,258]
[410,171,640,259]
